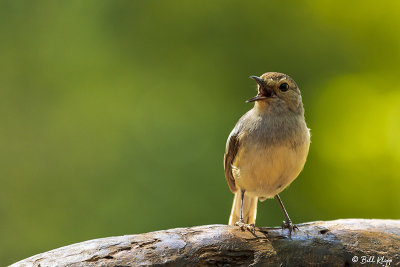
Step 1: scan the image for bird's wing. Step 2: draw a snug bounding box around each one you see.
[224,131,240,193]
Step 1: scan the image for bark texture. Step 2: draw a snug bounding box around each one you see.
[11,219,400,267]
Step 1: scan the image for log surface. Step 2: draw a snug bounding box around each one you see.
[11,219,400,266]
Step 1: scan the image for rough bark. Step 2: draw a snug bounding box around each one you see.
[11,219,400,267]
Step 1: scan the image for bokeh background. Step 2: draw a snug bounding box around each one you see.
[1,0,400,265]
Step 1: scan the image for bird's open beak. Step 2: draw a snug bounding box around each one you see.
[246,75,273,103]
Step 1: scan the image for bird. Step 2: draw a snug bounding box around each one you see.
[224,72,310,233]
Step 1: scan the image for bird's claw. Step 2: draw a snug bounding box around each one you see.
[281,220,298,235]
[235,220,256,234]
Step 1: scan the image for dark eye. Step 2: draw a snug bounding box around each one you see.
[279,83,289,92]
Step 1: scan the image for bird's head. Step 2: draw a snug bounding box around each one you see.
[247,72,303,114]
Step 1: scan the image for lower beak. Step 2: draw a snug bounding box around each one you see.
[246,95,268,103]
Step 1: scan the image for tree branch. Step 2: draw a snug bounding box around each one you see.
[11,219,400,266]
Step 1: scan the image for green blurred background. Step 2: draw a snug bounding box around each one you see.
[1,0,399,265]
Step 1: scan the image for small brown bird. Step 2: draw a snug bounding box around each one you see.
[224,72,310,232]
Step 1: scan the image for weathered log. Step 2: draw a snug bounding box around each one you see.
[11,219,400,266]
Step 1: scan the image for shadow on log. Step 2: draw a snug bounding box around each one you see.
[11,219,400,266]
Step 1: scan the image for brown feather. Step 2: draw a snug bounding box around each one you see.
[224,133,240,193]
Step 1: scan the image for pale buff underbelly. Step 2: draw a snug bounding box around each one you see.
[231,142,309,199]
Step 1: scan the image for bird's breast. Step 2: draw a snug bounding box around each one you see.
[232,117,310,198]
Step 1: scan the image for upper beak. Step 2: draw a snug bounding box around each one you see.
[246,75,273,103]
[250,75,265,88]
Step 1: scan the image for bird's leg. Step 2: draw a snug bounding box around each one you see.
[240,189,244,222]
[275,194,298,234]
[235,189,255,233]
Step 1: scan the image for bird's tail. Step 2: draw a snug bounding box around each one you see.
[228,191,258,225]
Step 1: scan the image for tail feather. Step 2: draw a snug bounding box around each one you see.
[229,191,258,225]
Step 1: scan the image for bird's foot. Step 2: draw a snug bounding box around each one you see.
[235,220,256,234]
[281,220,298,235]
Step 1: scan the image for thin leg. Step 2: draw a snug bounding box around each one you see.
[275,194,291,223]
[275,194,298,234]
[235,189,255,233]
[239,189,245,222]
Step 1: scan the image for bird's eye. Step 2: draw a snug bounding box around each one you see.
[279,83,289,92]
